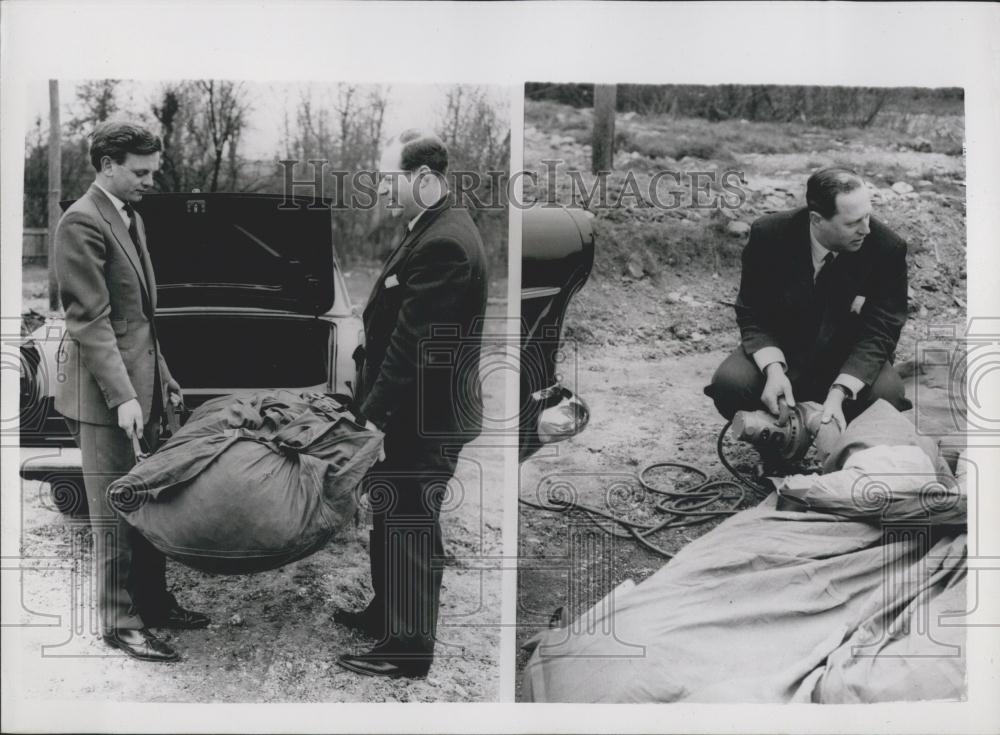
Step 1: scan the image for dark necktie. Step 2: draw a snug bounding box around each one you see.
[123,203,156,315]
[123,202,163,420]
[123,203,143,252]
[814,252,836,294]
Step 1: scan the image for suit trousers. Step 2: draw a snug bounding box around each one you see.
[66,417,176,633]
[705,347,910,422]
[364,433,459,660]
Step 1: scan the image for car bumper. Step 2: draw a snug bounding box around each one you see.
[20,448,83,480]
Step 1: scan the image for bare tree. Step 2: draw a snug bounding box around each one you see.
[152,85,187,191]
[199,81,250,192]
[151,81,252,193]
[436,85,510,269]
[285,83,391,261]
[68,79,120,134]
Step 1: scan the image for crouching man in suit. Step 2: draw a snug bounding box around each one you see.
[335,130,488,679]
[705,167,911,440]
[55,122,209,662]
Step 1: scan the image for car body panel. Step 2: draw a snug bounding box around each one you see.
[130,193,339,314]
[519,206,595,460]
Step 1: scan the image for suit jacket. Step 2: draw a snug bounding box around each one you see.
[358,200,488,446]
[54,183,175,426]
[734,206,908,390]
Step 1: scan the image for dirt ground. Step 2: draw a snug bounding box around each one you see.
[515,100,967,698]
[11,265,509,703]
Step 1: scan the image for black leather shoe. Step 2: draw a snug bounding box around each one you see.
[103,628,179,662]
[336,648,431,679]
[332,606,384,638]
[146,604,211,630]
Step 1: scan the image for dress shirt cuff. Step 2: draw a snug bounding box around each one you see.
[833,373,865,399]
[753,347,787,373]
[106,391,138,411]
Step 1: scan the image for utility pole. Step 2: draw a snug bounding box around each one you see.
[591,84,617,174]
[47,80,61,312]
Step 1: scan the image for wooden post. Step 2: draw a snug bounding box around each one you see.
[47,80,61,312]
[591,84,617,174]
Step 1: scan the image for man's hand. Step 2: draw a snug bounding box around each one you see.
[821,385,848,431]
[117,398,144,439]
[166,378,183,407]
[760,362,795,422]
[365,419,386,463]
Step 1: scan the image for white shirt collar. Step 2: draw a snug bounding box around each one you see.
[809,227,837,277]
[406,193,448,232]
[94,182,131,228]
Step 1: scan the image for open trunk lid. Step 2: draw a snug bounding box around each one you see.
[133,193,336,314]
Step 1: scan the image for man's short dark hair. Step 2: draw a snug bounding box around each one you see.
[806,167,865,219]
[89,121,162,171]
[398,129,448,174]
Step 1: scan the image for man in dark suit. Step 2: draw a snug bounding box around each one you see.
[54,122,209,662]
[705,167,910,436]
[335,130,488,679]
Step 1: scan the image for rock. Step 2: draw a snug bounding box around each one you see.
[665,291,681,304]
[917,180,934,188]
[670,323,693,340]
[891,181,914,195]
[690,332,705,342]
[228,613,244,626]
[727,220,751,237]
[626,256,645,279]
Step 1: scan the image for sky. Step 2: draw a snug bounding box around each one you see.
[25,80,510,159]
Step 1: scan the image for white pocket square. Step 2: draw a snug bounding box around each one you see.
[850,295,866,314]
[384,274,400,288]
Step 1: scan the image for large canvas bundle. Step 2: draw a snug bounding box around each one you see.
[108,391,383,574]
[522,400,967,703]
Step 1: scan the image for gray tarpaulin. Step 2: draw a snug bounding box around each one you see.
[108,390,383,574]
[522,400,966,703]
